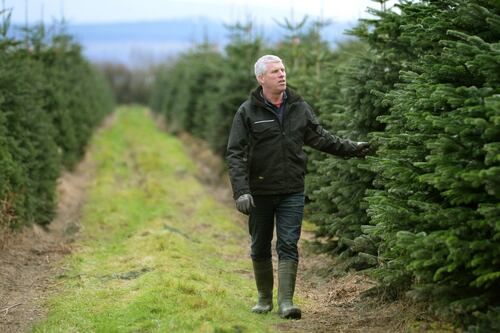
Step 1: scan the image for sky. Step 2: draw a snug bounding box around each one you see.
[6,0,395,25]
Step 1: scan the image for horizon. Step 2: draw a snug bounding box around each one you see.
[5,15,359,67]
[5,0,396,25]
[3,0,391,67]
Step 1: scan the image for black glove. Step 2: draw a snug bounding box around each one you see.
[235,194,255,215]
[355,141,370,157]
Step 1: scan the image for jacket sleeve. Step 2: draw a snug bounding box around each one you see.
[303,104,358,157]
[226,108,251,199]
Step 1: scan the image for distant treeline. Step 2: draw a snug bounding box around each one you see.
[0,12,114,229]
[97,62,154,106]
[150,0,499,331]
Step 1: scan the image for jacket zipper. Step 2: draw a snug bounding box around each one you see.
[262,104,289,192]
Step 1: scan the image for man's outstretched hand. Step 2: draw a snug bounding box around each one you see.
[235,194,255,215]
[355,141,370,157]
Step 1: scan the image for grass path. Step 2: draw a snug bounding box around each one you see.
[32,106,286,332]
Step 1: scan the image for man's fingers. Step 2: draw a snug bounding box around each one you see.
[354,141,370,157]
[357,141,369,149]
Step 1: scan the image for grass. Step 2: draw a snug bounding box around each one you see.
[32,106,286,333]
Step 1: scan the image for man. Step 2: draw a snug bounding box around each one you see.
[226,55,369,319]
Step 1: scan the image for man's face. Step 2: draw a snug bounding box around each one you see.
[258,61,286,94]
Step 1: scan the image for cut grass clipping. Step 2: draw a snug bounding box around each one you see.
[33,107,288,333]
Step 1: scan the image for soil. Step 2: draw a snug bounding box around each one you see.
[0,113,424,332]
[279,240,422,333]
[0,114,115,333]
[0,154,93,333]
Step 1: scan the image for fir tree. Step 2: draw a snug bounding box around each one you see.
[0,46,59,227]
[305,1,415,269]
[365,0,500,329]
[305,40,381,269]
[0,15,113,228]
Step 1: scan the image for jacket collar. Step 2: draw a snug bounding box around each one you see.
[250,86,302,108]
[260,90,287,109]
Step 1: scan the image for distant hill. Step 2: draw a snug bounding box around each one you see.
[45,18,358,67]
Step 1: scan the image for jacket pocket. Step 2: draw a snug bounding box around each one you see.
[252,119,275,132]
[251,119,279,139]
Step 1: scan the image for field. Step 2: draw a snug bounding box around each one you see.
[1,106,444,333]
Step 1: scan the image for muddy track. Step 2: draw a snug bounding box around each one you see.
[0,156,93,333]
[0,115,116,333]
[1,112,418,332]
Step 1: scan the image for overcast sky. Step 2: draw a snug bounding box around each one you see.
[6,0,396,25]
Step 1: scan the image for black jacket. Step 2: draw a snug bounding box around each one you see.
[226,86,359,199]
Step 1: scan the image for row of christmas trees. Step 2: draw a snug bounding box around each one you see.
[0,12,114,229]
[150,0,499,330]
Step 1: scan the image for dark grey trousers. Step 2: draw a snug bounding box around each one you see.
[248,192,304,262]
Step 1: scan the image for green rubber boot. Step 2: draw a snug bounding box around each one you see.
[278,260,301,319]
[251,259,273,313]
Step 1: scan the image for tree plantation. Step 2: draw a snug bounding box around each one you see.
[0,0,498,331]
[150,1,499,331]
[0,13,114,228]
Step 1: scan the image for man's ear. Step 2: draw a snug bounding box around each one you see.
[257,75,264,86]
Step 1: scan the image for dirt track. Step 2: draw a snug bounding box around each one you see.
[0,156,92,333]
[0,114,420,333]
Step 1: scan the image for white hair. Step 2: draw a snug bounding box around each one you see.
[254,55,283,80]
